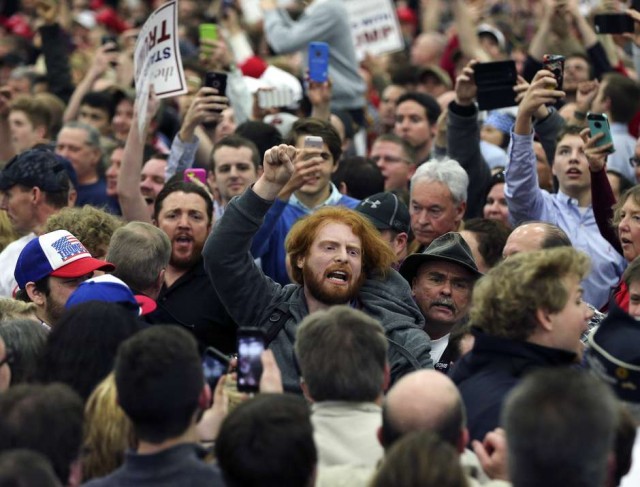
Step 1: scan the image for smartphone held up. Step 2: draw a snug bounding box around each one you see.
[587,112,615,153]
[237,328,265,393]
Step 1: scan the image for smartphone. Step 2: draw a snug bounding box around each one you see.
[102,35,119,57]
[184,168,207,185]
[308,42,330,83]
[594,13,635,34]
[199,23,218,43]
[542,54,565,91]
[202,346,230,391]
[204,71,227,96]
[237,328,265,393]
[587,112,615,153]
[304,135,323,149]
[258,88,296,109]
[473,60,518,111]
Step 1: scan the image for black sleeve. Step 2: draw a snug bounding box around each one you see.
[38,23,75,104]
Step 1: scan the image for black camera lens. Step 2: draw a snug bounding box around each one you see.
[594,122,602,128]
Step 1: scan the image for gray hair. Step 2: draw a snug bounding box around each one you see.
[106,222,171,293]
[61,120,101,148]
[410,158,468,204]
[0,319,47,385]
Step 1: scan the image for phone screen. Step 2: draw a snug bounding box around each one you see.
[237,330,265,392]
[202,348,229,390]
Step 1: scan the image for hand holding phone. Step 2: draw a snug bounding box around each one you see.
[587,112,615,153]
[237,328,265,393]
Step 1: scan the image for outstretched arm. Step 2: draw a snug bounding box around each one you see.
[117,91,160,223]
[204,145,297,328]
[506,70,565,225]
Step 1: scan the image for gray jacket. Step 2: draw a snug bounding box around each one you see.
[204,189,433,392]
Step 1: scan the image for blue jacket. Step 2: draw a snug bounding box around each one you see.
[251,185,359,286]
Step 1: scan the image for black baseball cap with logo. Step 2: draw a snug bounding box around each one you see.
[356,192,410,234]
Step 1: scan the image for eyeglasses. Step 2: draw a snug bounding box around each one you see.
[629,157,640,168]
[371,155,413,165]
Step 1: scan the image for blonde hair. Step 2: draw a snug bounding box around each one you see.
[0,211,18,253]
[43,205,123,258]
[0,298,36,321]
[82,373,135,481]
[470,247,590,341]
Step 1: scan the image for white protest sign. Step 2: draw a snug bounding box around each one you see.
[345,0,404,60]
[134,0,187,134]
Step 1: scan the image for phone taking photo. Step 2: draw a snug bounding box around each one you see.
[199,23,218,43]
[308,42,330,83]
[184,168,207,185]
[594,13,635,34]
[587,112,615,153]
[303,135,323,149]
[542,54,565,91]
[202,346,230,391]
[237,328,265,393]
[204,71,227,96]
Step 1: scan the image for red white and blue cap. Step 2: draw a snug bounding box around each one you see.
[14,230,115,290]
[66,274,157,316]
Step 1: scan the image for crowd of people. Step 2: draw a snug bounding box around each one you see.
[3,0,640,485]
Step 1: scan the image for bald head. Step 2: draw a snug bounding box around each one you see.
[502,222,571,258]
[381,370,466,451]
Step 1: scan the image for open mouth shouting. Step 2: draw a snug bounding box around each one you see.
[326,268,351,285]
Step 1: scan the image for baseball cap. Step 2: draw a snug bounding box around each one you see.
[66,274,157,316]
[476,24,507,52]
[356,192,410,234]
[14,230,115,289]
[0,148,70,192]
[399,232,483,283]
[586,303,640,403]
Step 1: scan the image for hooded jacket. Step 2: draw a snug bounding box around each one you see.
[204,188,433,392]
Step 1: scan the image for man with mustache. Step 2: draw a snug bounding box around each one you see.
[205,144,433,392]
[399,232,482,370]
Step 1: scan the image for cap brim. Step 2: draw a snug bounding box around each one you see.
[135,294,157,315]
[50,258,115,278]
[399,254,482,283]
[361,213,392,232]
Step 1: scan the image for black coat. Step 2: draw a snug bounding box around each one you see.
[449,328,577,443]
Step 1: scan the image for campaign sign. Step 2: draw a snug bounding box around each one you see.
[134,0,187,132]
[345,0,404,59]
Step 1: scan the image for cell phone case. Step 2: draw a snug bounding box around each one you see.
[308,42,330,83]
[474,61,518,111]
[587,113,615,152]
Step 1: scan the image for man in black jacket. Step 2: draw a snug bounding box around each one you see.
[450,246,593,442]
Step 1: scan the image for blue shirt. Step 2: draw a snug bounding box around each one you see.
[251,183,360,286]
[505,131,626,308]
[607,122,636,184]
